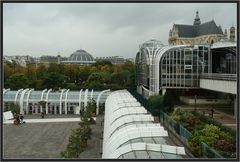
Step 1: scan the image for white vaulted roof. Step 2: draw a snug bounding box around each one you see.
[102,89,185,159]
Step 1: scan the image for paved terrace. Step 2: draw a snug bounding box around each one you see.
[3,115,102,159]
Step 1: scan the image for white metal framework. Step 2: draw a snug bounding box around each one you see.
[136,39,237,97]
[3,89,111,115]
[102,90,186,159]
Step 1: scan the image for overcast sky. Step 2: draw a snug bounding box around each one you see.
[3,3,237,58]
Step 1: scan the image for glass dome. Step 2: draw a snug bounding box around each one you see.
[68,49,94,62]
[141,39,164,49]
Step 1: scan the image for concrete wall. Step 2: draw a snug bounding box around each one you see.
[180,96,231,105]
[200,79,237,94]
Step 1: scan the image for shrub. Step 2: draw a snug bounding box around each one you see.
[189,124,235,158]
[148,95,164,114]
[163,91,174,111]
[5,103,20,114]
[170,109,202,131]
[61,128,84,158]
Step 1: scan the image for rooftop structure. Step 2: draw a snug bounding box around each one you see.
[168,11,235,45]
[102,90,186,159]
[3,88,111,115]
[95,56,125,64]
[3,55,35,66]
[62,49,96,65]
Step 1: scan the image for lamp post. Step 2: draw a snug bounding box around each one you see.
[194,95,197,112]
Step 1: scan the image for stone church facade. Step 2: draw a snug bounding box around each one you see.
[168,11,235,45]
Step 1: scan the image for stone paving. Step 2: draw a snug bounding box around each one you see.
[3,121,80,159]
[78,115,103,159]
[4,118,81,124]
[3,114,103,159]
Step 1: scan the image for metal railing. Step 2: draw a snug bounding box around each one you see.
[200,73,237,81]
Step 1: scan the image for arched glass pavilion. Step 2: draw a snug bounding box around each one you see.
[135,40,236,98]
[3,88,111,115]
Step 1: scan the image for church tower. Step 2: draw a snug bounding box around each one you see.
[229,26,235,42]
[224,29,228,40]
[193,10,201,25]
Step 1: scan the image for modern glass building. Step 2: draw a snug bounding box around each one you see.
[135,39,236,98]
[102,90,186,159]
[3,88,111,115]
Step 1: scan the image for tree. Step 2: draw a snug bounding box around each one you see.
[77,66,91,84]
[5,73,29,90]
[5,103,20,114]
[148,95,164,115]
[61,100,97,159]
[92,60,113,67]
[163,91,174,112]
[122,60,135,73]
[36,64,47,80]
[43,72,67,90]
[61,128,84,158]
[4,64,14,85]
[38,101,46,108]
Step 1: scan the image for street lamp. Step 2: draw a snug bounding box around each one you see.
[194,95,197,111]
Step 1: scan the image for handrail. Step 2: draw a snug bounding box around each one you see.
[200,73,237,81]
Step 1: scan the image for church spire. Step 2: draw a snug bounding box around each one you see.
[194,10,201,25]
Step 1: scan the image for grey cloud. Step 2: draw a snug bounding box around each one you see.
[3,3,237,58]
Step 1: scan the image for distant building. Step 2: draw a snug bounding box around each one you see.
[3,55,35,67]
[125,58,135,63]
[61,49,95,65]
[40,55,58,63]
[95,56,125,64]
[168,11,235,45]
[39,55,67,64]
[229,26,236,42]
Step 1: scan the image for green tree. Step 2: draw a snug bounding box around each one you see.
[148,95,164,114]
[47,63,64,74]
[60,128,84,158]
[163,91,174,111]
[5,73,29,90]
[5,103,20,114]
[66,83,78,90]
[36,64,47,80]
[92,60,113,67]
[77,66,91,84]
[43,72,67,90]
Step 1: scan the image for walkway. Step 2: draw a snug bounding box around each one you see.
[78,115,104,159]
[3,118,81,124]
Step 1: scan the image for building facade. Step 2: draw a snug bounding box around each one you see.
[135,39,236,96]
[168,11,235,45]
[4,55,35,67]
[95,56,125,64]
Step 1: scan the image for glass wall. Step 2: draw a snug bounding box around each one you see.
[160,45,210,88]
[135,49,150,88]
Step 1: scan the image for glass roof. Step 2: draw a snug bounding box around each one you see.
[102,90,186,159]
[3,89,110,104]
